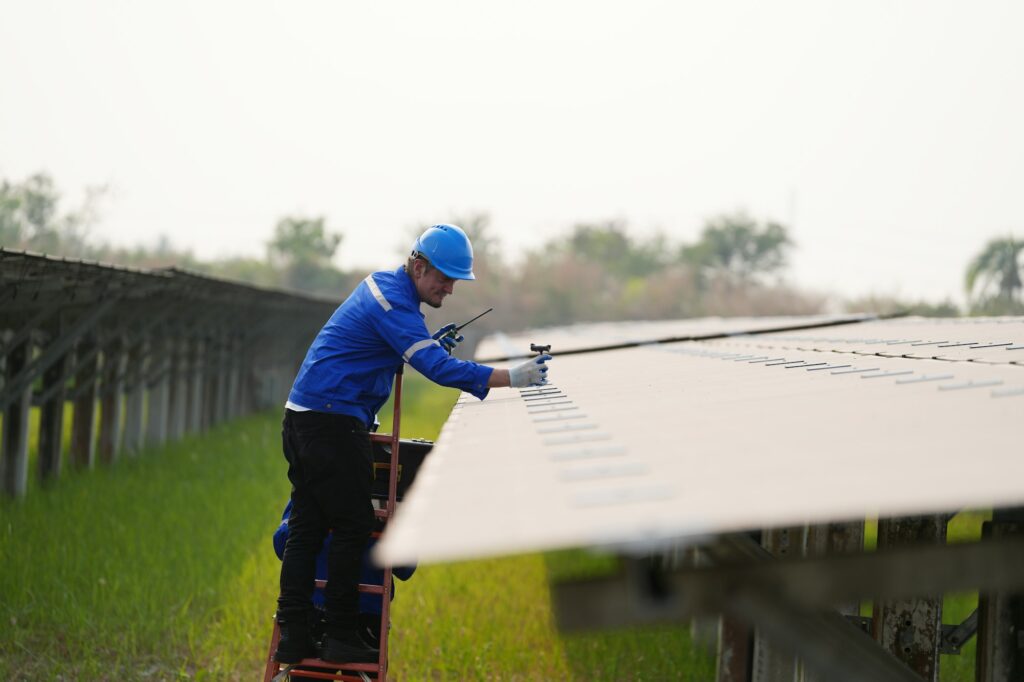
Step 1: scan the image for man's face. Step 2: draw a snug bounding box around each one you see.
[412,260,456,308]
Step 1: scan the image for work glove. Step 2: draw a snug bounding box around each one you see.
[509,354,552,387]
[431,323,464,354]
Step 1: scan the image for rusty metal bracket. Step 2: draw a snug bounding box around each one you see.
[940,609,979,655]
[843,610,979,655]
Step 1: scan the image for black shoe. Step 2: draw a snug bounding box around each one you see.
[323,631,380,664]
[274,617,316,664]
[357,613,382,650]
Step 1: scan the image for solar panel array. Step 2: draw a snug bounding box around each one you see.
[377,316,1024,565]
[476,314,871,359]
[0,248,340,496]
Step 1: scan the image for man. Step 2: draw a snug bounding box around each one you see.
[274,224,551,664]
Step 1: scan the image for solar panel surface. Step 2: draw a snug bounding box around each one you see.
[377,316,1024,565]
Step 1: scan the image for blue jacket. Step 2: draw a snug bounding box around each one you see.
[273,501,416,613]
[287,266,493,426]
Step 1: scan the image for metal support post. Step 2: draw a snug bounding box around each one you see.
[122,338,146,456]
[227,333,241,421]
[187,337,204,433]
[218,331,229,424]
[2,341,32,497]
[976,507,1024,682]
[717,532,758,682]
[71,337,99,470]
[718,616,755,682]
[805,520,865,617]
[753,527,806,682]
[233,342,250,417]
[215,331,230,425]
[145,336,169,448]
[872,515,947,681]
[38,349,69,481]
[167,336,187,440]
[201,334,218,430]
[176,335,190,435]
[803,520,866,682]
[98,336,126,463]
[241,344,256,415]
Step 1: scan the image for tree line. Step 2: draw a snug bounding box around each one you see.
[2,172,1022,340]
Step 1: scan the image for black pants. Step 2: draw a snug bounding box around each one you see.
[277,410,375,634]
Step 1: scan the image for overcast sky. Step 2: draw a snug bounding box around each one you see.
[2,1,1022,305]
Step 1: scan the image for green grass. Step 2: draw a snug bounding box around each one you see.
[0,412,290,680]
[389,553,712,681]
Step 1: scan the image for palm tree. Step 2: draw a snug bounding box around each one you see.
[965,237,1024,309]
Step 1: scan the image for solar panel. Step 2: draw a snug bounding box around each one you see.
[376,316,1024,565]
[475,314,870,359]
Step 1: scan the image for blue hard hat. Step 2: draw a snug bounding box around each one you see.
[411,224,476,280]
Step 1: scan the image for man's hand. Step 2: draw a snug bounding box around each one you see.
[508,354,552,387]
[431,323,464,354]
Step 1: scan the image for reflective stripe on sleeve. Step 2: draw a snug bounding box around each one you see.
[364,274,392,312]
[403,338,439,362]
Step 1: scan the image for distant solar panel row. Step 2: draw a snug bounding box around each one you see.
[0,248,340,497]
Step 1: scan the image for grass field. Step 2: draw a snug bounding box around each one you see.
[0,372,984,680]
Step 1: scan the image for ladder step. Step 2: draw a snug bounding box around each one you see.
[312,579,385,595]
[289,658,381,676]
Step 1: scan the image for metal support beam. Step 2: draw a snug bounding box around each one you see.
[554,533,1024,681]
[213,331,225,426]
[217,332,231,421]
[976,508,1024,682]
[718,616,755,682]
[0,298,118,413]
[166,336,187,441]
[203,333,222,429]
[872,515,947,681]
[0,301,61,359]
[98,337,125,463]
[803,520,866,682]
[941,609,978,655]
[2,341,32,497]
[122,338,145,456]
[187,337,204,433]
[727,585,922,682]
[38,350,69,482]
[753,526,805,682]
[145,336,169,448]
[226,333,241,421]
[70,338,99,470]
[238,343,255,415]
[554,535,1024,630]
[805,520,865,618]
[215,331,230,425]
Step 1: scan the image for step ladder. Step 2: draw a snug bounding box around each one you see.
[262,365,408,682]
